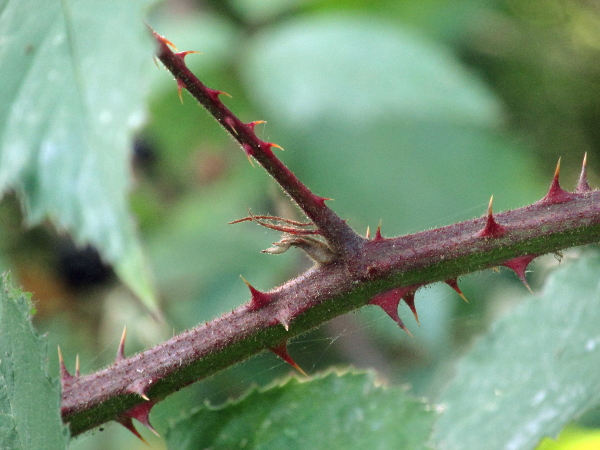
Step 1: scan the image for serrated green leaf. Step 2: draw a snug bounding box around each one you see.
[434,251,600,450]
[0,0,159,315]
[0,273,69,449]
[166,370,435,450]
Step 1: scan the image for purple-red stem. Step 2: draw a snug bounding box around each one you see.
[152,30,363,257]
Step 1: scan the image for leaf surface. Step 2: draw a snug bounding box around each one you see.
[166,371,435,449]
[0,274,69,449]
[0,0,157,314]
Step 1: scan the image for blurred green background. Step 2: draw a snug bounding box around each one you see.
[4,0,600,448]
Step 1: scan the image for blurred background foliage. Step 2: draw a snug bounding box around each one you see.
[3,0,599,447]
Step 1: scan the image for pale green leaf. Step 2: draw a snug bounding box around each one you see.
[0,274,69,449]
[244,15,501,127]
[166,370,435,449]
[434,251,600,450]
[0,0,158,315]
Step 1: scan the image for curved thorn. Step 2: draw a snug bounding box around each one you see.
[370,289,412,336]
[270,343,307,376]
[223,116,238,135]
[127,379,151,401]
[445,278,468,303]
[503,255,536,293]
[207,88,232,100]
[577,152,591,193]
[125,401,159,437]
[477,195,505,238]
[116,326,127,363]
[58,346,73,385]
[176,79,185,104]
[312,195,334,207]
[247,120,266,131]
[149,28,177,50]
[403,292,419,325]
[176,50,201,60]
[241,144,255,167]
[241,275,272,310]
[537,157,573,205]
[117,418,148,444]
[374,220,383,241]
[277,316,290,331]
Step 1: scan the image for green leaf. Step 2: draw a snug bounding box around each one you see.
[0,1,159,315]
[149,167,297,327]
[166,370,435,449]
[434,251,600,450]
[0,273,69,449]
[244,15,501,127]
[242,15,546,235]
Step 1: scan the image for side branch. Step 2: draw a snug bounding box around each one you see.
[151,29,363,256]
[62,190,600,435]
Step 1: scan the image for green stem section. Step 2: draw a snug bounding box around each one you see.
[62,191,600,435]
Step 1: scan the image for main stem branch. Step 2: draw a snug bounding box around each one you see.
[62,190,600,435]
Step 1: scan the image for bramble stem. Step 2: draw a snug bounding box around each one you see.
[152,30,363,257]
[59,30,600,438]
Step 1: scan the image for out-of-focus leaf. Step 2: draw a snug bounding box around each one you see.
[242,15,547,235]
[166,370,435,449]
[0,274,69,449]
[434,251,600,450]
[0,0,158,315]
[244,15,501,126]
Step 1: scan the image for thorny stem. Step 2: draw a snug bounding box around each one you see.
[152,30,364,257]
[59,31,600,437]
[62,188,600,436]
